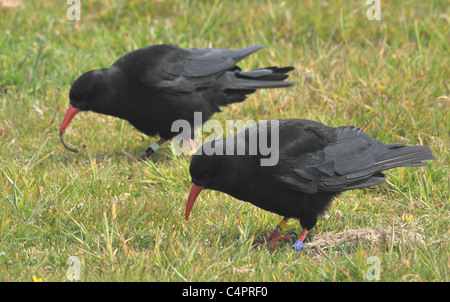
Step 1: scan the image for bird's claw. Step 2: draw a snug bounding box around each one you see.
[138,145,157,161]
[286,230,298,238]
[253,230,295,250]
[138,150,154,161]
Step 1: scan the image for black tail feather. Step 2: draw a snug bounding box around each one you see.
[228,66,295,90]
[377,144,435,171]
[215,65,294,106]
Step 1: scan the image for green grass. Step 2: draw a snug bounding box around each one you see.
[0,0,448,282]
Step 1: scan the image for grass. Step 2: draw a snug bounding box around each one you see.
[0,0,448,282]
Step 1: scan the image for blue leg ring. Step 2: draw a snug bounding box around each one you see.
[293,240,304,251]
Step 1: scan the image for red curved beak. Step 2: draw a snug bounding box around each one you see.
[185,184,204,221]
[59,104,81,153]
[60,104,80,135]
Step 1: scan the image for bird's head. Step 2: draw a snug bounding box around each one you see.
[69,69,110,111]
[185,140,238,221]
[59,69,110,152]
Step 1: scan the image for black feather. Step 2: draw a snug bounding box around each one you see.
[189,118,434,231]
[64,44,295,149]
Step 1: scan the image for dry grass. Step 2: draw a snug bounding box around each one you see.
[304,227,426,255]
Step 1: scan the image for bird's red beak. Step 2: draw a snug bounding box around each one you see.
[185,184,204,221]
[59,104,81,153]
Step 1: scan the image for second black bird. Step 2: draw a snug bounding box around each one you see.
[59,44,294,158]
[185,119,435,250]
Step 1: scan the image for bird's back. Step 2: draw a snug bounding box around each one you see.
[108,45,294,139]
[267,119,434,194]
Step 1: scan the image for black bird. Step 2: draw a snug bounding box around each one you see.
[59,44,294,158]
[185,119,434,250]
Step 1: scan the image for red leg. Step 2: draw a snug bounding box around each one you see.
[189,139,196,155]
[253,217,292,249]
[292,228,309,251]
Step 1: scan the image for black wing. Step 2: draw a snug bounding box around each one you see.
[114,44,294,94]
[141,45,266,92]
[276,123,434,194]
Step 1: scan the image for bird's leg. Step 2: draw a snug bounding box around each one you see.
[292,228,309,251]
[189,139,196,155]
[253,217,292,249]
[139,138,166,160]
